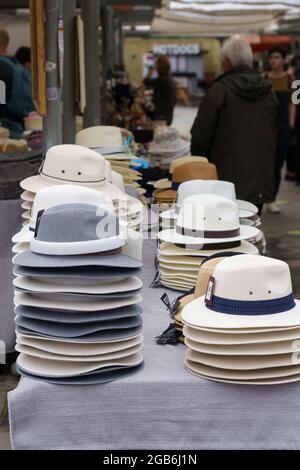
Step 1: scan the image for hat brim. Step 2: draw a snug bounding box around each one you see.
[21,191,35,202]
[14,275,142,295]
[160,207,255,221]
[15,314,143,338]
[12,225,31,244]
[16,332,143,355]
[158,240,258,257]
[183,324,300,345]
[159,261,201,271]
[158,254,204,266]
[185,358,300,384]
[15,304,142,324]
[158,225,259,245]
[186,348,298,371]
[13,264,142,280]
[236,199,258,215]
[153,179,171,190]
[17,351,143,377]
[20,175,123,201]
[13,249,142,269]
[17,361,144,384]
[14,291,142,312]
[185,336,299,356]
[182,296,300,329]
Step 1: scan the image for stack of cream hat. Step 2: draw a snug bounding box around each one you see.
[157,194,259,291]
[12,185,143,261]
[148,127,190,169]
[13,203,144,384]
[182,254,300,385]
[76,126,143,192]
[160,180,261,229]
[19,144,144,232]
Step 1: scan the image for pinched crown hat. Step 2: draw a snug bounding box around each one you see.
[12,185,113,245]
[182,255,300,330]
[76,126,133,161]
[20,144,123,200]
[158,194,258,247]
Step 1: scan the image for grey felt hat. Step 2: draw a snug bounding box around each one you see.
[13,249,142,270]
[15,304,143,324]
[30,203,124,256]
[17,361,145,384]
[15,315,143,338]
[13,264,141,279]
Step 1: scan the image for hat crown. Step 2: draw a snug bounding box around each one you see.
[34,203,120,245]
[172,162,217,183]
[177,194,239,232]
[76,126,123,147]
[29,185,113,229]
[177,180,236,206]
[42,145,106,183]
[212,255,292,301]
[154,126,179,143]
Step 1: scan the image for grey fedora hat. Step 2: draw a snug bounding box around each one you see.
[16,324,143,342]
[13,249,142,270]
[17,361,144,384]
[30,203,124,256]
[15,304,143,323]
[15,315,143,338]
[13,264,141,279]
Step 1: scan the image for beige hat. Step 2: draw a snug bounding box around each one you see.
[76,126,133,161]
[154,156,208,190]
[20,145,123,201]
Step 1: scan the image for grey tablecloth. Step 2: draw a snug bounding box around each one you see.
[7,238,300,449]
[0,199,22,353]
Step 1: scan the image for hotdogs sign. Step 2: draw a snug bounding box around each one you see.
[152,44,200,56]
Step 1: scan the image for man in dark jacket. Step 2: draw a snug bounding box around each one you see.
[191,38,278,209]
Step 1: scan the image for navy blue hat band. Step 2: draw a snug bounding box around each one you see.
[206,293,295,315]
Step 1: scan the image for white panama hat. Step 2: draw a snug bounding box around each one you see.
[182,255,300,330]
[160,180,258,221]
[158,194,259,247]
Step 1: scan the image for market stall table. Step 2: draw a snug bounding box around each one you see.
[8,239,300,450]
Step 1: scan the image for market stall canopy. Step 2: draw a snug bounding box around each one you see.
[153,0,300,35]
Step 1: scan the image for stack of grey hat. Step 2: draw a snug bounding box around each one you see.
[12,203,144,384]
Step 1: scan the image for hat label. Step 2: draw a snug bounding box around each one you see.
[205,276,215,306]
[161,293,174,319]
[34,209,44,238]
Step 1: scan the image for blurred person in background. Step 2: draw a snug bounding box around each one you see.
[143,55,177,125]
[15,46,31,71]
[290,52,300,187]
[191,37,278,213]
[0,30,35,131]
[265,46,295,214]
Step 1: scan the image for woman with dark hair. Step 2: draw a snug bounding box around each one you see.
[143,55,177,125]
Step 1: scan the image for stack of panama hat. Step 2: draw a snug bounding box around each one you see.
[13,203,144,384]
[76,126,143,192]
[148,127,190,169]
[157,194,259,291]
[182,254,300,385]
[12,185,143,261]
[153,161,218,208]
[153,156,208,191]
[160,180,261,230]
[19,144,144,232]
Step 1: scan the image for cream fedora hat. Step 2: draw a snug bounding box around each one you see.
[158,195,258,246]
[158,241,258,257]
[16,333,143,355]
[160,180,258,221]
[182,255,300,330]
[13,275,142,295]
[20,145,123,200]
[12,185,113,244]
[76,126,133,161]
